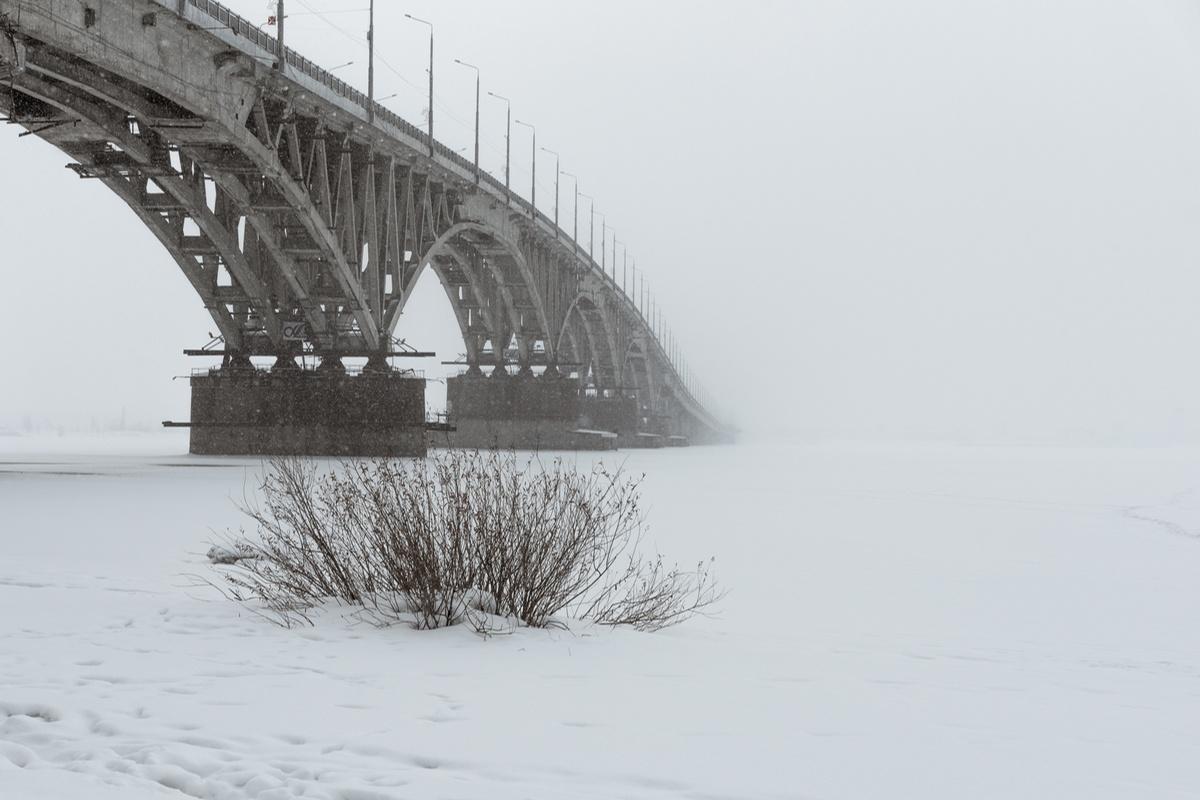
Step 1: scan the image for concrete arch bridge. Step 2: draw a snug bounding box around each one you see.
[0,0,729,454]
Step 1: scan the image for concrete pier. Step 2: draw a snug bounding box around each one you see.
[189,368,427,457]
[434,373,616,451]
[579,396,640,438]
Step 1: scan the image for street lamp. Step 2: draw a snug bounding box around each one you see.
[612,237,620,287]
[404,14,434,156]
[367,0,375,123]
[631,258,638,314]
[515,119,535,219]
[579,192,595,260]
[561,171,581,255]
[639,268,646,317]
[622,246,628,297]
[274,0,286,72]
[609,237,619,287]
[487,92,511,202]
[454,59,480,182]
[599,215,608,276]
[540,147,559,236]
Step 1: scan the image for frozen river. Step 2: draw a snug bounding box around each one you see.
[1,433,1198,798]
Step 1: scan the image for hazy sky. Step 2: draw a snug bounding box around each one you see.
[4,0,1200,443]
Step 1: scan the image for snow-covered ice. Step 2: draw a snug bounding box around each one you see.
[2,432,1199,798]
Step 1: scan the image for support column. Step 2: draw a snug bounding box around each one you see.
[437,374,615,451]
[363,352,392,375]
[188,366,427,456]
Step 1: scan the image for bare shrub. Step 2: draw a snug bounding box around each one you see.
[211,451,723,632]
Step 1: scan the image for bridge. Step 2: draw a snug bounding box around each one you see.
[0,0,730,455]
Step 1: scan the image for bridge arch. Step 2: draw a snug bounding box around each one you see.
[556,308,591,385]
[556,291,620,392]
[392,221,556,366]
[622,336,660,413]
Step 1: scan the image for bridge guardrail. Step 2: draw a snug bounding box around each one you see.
[172,2,605,285]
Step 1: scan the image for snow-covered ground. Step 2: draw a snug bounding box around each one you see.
[2,433,1199,798]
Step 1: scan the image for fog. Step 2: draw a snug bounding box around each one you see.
[4,0,1200,444]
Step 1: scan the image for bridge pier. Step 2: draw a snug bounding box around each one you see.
[623,422,670,449]
[435,370,617,451]
[270,355,301,376]
[188,365,427,457]
[578,395,646,445]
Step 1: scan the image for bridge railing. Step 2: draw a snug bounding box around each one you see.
[166,0,712,420]
[174,4,616,282]
[183,0,273,52]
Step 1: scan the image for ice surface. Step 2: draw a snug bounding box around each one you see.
[2,432,1199,798]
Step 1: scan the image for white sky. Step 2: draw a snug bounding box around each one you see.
[4,0,1200,443]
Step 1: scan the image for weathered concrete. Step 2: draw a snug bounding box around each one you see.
[579,396,641,437]
[190,370,426,457]
[437,373,615,451]
[430,419,618,452]
[447,372,579,422]
[620,432,668,449]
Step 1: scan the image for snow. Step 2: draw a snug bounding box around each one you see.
[2,433,1200,798]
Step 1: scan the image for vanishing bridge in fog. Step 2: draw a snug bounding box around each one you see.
[0,0,728,454]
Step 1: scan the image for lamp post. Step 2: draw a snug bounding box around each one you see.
[639,270,645,318]
[515,119,535,219]
[367,0,374,123]
[487,92,510,202]
[631,259,638,314]
[599,216,607,276]
[275,0,285,71]
[454,59,480,182]
[579,192,595,261]
[612,237,620,287]
[404,14,434,156]
[541,147,559,236]
[561,171,580,255]
[622,247,628,298]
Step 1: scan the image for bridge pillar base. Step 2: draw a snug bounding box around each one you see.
[579,396,639,436]
[437,373,615,451]
[619,432,669,449]
[189,370,427,457]
[432,418,618,452]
